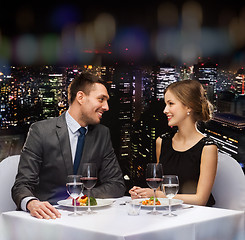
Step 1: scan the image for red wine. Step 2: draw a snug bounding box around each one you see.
[81,177,97,189]
[146,178,162,189]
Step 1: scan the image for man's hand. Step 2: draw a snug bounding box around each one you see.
[27,199,61,220]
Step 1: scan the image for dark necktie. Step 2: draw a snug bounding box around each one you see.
[73,127,86,174]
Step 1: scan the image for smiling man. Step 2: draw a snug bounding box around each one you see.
[12,73,126,219]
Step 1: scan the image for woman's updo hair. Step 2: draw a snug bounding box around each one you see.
[164,80,213,122]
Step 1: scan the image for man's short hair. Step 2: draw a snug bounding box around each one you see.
[68,72,105,104]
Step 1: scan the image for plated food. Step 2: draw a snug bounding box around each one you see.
[142,197,161,206]
[138,198,183,208]
[72,195,97,206]
[58,198,114,208]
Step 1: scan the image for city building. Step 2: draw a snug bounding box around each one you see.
[234,68,245,95]
[0,66,41,129]
[200,112,245,172]
[39,71,66,119]
[131,100,170,186]
[180,64,192,80]
[154,65,179,100]
[0,73,17,129]
[194,61,218,106]
[108,66,137,184]
[216,70,234,92]
[216,90,235,113]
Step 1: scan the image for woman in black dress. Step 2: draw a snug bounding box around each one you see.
[129,80,218,206]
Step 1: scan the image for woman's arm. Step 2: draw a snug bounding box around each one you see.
[156,137,162,163]
[129,144,218,205]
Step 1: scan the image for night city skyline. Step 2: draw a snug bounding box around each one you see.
[1,60,245,189]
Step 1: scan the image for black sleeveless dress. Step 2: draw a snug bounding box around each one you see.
[159,133,216,207]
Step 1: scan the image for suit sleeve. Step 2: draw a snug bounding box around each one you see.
[11,123,43,209]
[89,128,126,198]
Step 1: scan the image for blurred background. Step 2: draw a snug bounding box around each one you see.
[1,1,245,68]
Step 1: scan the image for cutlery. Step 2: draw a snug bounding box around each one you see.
[119,201,130,205]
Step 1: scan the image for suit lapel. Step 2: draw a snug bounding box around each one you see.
[56,113,73,175]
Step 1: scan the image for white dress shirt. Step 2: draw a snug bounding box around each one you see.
[65,111,88,163]
[21,111,88,211]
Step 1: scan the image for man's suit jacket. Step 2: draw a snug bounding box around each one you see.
[12,112,126,209]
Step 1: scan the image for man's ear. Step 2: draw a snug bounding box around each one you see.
[76,91,85,104]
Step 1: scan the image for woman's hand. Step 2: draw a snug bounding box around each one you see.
[129,186,154,199]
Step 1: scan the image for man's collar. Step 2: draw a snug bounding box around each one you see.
[65,111,88,134]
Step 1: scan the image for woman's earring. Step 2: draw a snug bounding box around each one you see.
[187,111,190,116]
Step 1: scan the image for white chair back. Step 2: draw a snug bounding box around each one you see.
[212,152,245,211]
[0,155,20,213]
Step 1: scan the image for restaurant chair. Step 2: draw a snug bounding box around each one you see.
[212,152,245,211]
[0,155,20,213]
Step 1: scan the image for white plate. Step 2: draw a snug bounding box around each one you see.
[137,198,183,208]
[57,198,114,208]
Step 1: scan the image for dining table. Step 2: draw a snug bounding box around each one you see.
[0,196,244,240]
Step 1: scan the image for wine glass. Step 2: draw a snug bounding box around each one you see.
[66,175,83,216]
[146,163,163,215]
[162,175,179,217]
[81,163,98,214]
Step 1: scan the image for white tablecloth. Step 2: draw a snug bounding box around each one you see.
[0,197,244,240]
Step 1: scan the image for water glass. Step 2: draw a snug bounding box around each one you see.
[162,175,179,217]
[127,200,141,216]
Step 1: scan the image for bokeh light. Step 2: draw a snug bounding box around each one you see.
[0,2,245,68]
[114,27,149,61]
[94,13,116,48]
[200,28,232,56]
[229,7,245,49]
[154,29,180,63]
[40,34,60,64]
[180,1,202,64]
[0,35,11,62]
[75,23,95,63]
[60,24,78,64]
[15,34,39,64]
[182,1,203,29]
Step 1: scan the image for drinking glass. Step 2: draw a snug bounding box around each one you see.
[162,175,179,217]
[66,175,83,216]
[81,163,98,214]
[127,200,142,216]
[146,163,163,215]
